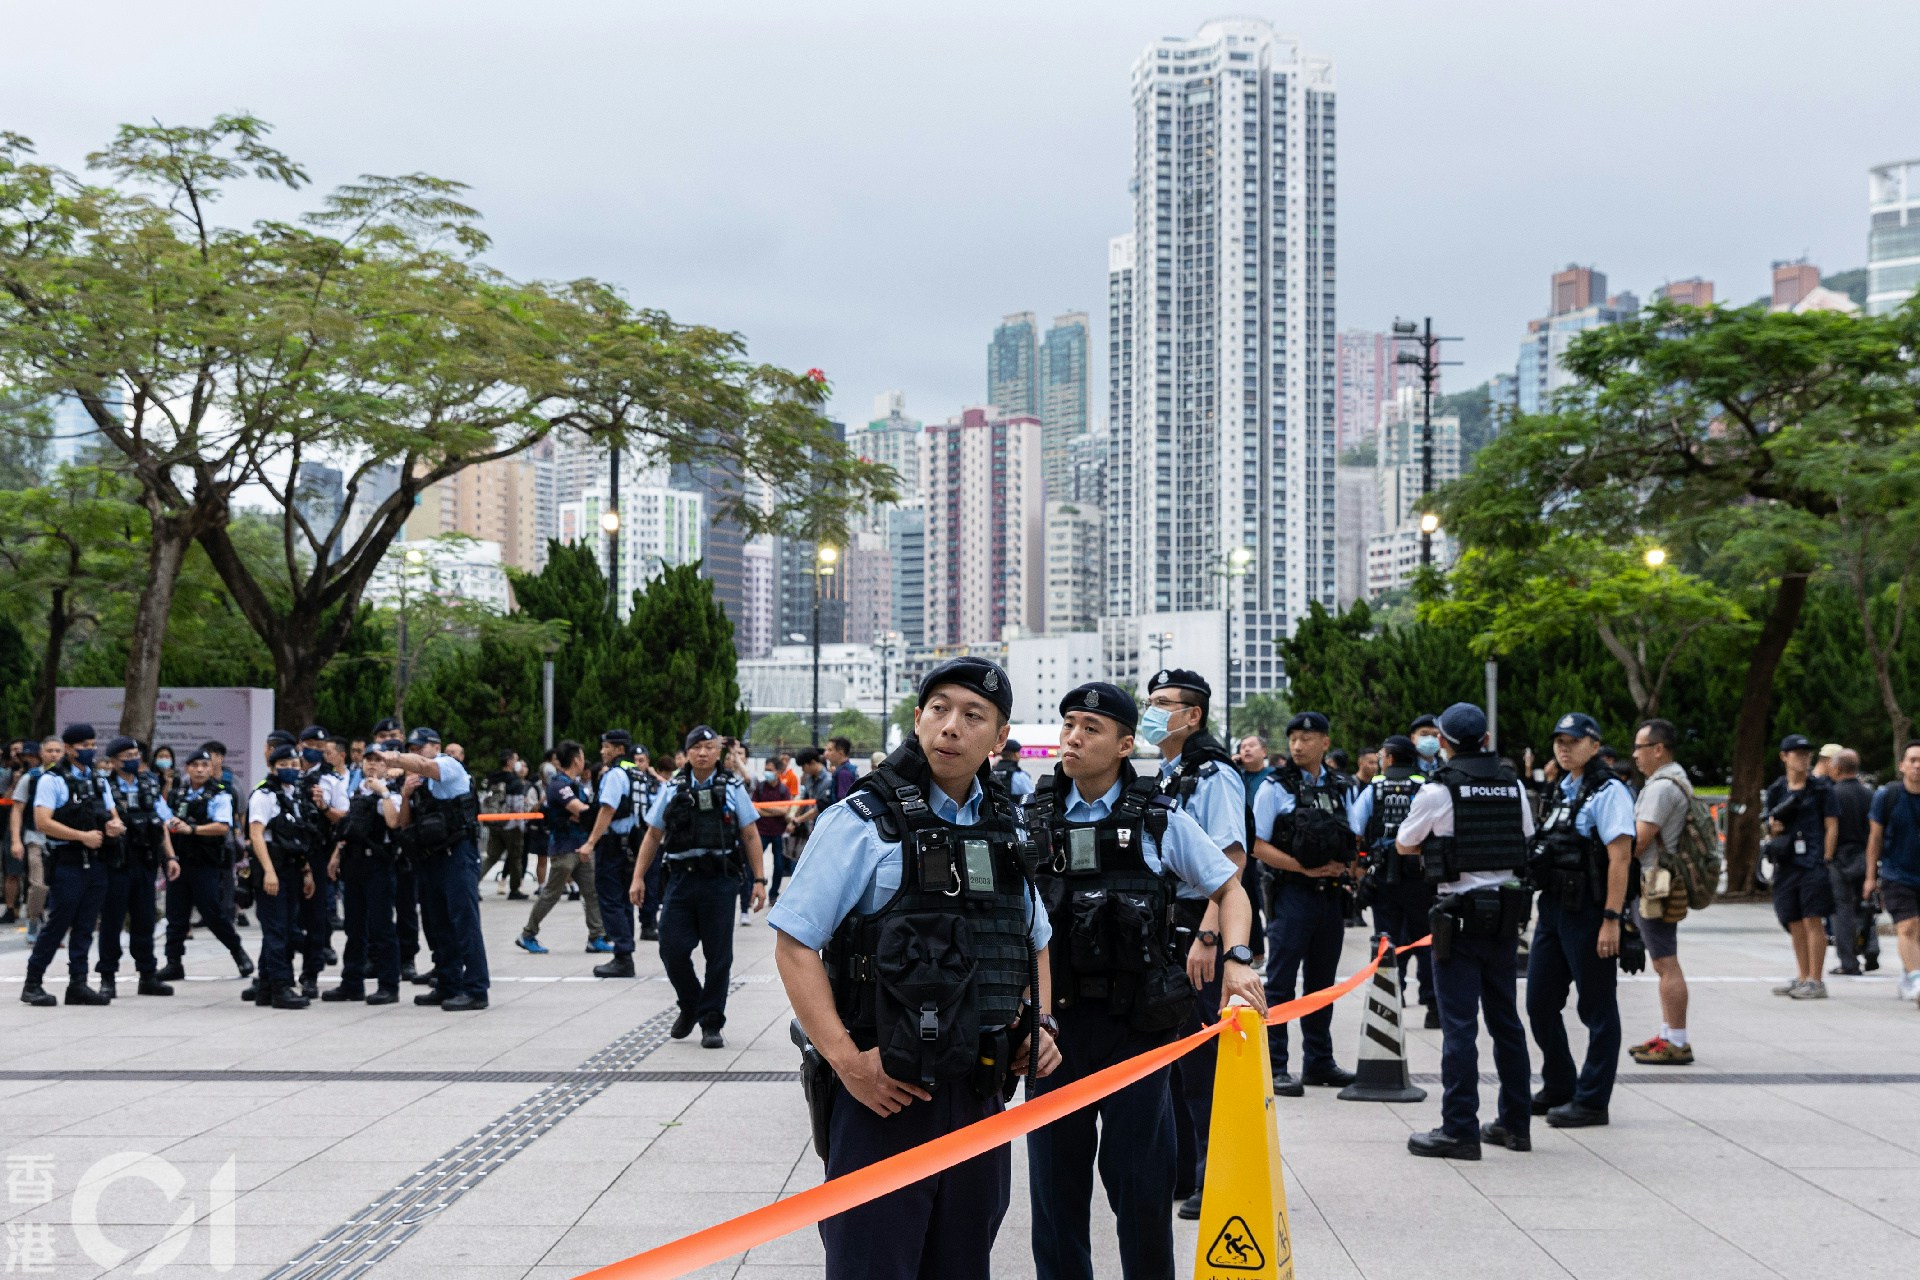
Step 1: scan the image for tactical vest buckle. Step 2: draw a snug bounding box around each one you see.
[919,1004,940,1041]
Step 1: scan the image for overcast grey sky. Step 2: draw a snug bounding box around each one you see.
[8,1,1919,427]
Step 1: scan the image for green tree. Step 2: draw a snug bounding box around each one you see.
[1233,693,1292,744]
[830,709,882,754]
[751,712,811,749]
[611,563,746,754]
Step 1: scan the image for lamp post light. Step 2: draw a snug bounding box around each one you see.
[599,506,622,612]
[1217,546,1254,743]
[877,628,901,749]
[811,544,838,747]
[1147,629,1174,670]
[1643,546,1667,569]
[1393,317,1462,568]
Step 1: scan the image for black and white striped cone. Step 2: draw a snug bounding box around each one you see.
[1338,935,1427,1103]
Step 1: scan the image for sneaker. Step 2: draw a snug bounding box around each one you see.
[1629,1037,1694,1065]
[1788,980,1828,1000]
[739,912,751,927]
[585,937,614,954]
[25,920,39,943]
[1772,980,1803,997]
[516,934,549,955]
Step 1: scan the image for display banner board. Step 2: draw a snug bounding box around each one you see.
[55,687,276,794]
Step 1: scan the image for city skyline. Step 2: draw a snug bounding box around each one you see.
[9,2,1915,434]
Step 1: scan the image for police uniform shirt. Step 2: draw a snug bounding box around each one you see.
[314,769,351,817]
[177,784,234,827]
[425,754,472,801]
[113,773,175,825]
[1006,768,1036,799]
[1061,778,1237,899]
[598,764,638,836]
[1344,780,1420,839]
[642,770,761,834]
[1157,756,1248,901]
[768,777,1053,953]
[32,771,120,821]
[1396,777,1537,896]
[247,782,301,835]
[1252,765,1349,845]
[1555,772,1637,848]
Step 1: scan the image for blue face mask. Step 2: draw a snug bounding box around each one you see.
[276,767,303,785]
[1138,706,1173,746]
[75,748,97,767]
[301,747,323,765]
[119,758,141,774]
[154,757,172,771]
[1415,736,1442,759]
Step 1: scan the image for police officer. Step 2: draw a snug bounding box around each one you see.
[631,726,765,1046]
[248,744,320,1009]
[1393,704,1537,1159]
[96,736,178,998]
[297,725,349,997]
[629,744,667,941]
[992,741,1035,798]
[1528,711,1636,1127]
[1025,681,1263,1280]
[19,723,121,1006]
[1139,668,1248,1218]
[156,750,254,984]
[585,729,645,978]
[324,740,403,1004]
[362,720,424,982]
[1350,734,1439,1028]
[769,657,1060,1280]
[383,726,490,1011]
[1251,711,1358,1095]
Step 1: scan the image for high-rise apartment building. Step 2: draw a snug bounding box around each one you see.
[405,454,543,571]
[739,538,774,660]
[1105,18,1337,699]
[922,408,1043,647]
[773,536,844,651]
[1374,385,1461,531]
[1771,260,1822,311]
[1334,330,1417,456]
[888,503,926,649]
[1653,278,1714,308]
[988,313,1039,418]
[1066,429,1108,507]
[1515,265,1637,414]
[1552,265,1605,315]
[1868,159,1920,316]
[840,530,892,647]
[1044,500,1104,635]
[555,475,704,617]
[1039,313,1089,498]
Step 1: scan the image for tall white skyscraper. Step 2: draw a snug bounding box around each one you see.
[1106,18,1337,698]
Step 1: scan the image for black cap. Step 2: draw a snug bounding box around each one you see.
[601,729,632,746]
[297,724,330,743]
[61,722,96,746]
[1060,681,1139,732]
[1000,741,1023,756]
[265,729,296,747]
[370,717,402,736]
[1551,712,1603,742]
[1286,711,1331,736]
[1779,733,1813,753]
[407,726,442,746]
[185,749,212,765]
[1439,702,1489,744]
[631,743,651,758]
[1146,668,1211,701]
[918,657,1013,720]
[684,725,718,750]
[102,736,138,757]
[1409,714,1440,734]
[1382,734,1418,760]
[268,745,298,766]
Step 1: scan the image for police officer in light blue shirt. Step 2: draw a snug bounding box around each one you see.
[20,724,123,1006]
[383,727,490,1011]
[772,657,1060,1280]
[584,729,644,977]
[632,725,766,1047]
[97,736,180,998]
[1025,681,1261,1280]
[1527,711,1637,1128]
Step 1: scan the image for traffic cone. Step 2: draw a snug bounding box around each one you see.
[1337,935,1427,1104]
[1193,1003,1295,1280]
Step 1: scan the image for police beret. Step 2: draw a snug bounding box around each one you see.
[631,743,651,758]
[1000,740,1023,756]
[602,729,632,746]
[684,724,719,749]
[1382,734,1418,757]
[918,657,1014,719]
[1438,702,1488,744]
[1146,668,1211,701]
[265,729,296,747]
[297,724,330,742]
[185,749,212,765]
[268,745,298,765]
[1409,713,1440,733]
[1286,711,1331,735]
[1551,712,1603,742]
[370,717,402,736]
[61,723,96,746]
[101,736,138,757]
[1060,681,1139,732]
[407,726,442,746]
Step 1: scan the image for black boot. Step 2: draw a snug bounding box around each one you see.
[639,922,659,941]
[321,984,365,1002]
[232,950,255,979]
[364,986,400,1006]
[300,977,320,1001]
[64,982,111,1006]
[272,981,310,1010]
[400,962,419,983]
[19,982,56,1007]
[240,980,260,1003]
[408,967,437,986]
[155,960,185,982]
[593,954,636,979]
[98,975,117,1000]
[137,974,175,997]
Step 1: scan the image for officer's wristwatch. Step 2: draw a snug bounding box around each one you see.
[1036,1013,1062,1041]
[1196,929,1220,946]
[1601,908,1622,921]
[1222,944,1255,967]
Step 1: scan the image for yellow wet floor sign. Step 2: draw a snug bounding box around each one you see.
[1194,1005,1294,1279]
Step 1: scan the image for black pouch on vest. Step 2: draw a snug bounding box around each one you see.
[874,912,980,1089]
[1108,893,1159,972]
[1130,963,1194,1034]
[409,811,451,855]
[1069,890,1112,973]
[1498,882,1533,938]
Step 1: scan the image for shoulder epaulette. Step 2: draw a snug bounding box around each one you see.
[844,792,883,823]
[1195,760,1218,778]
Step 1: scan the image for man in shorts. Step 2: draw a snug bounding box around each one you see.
[1626,719,1695,1063]
[1866,740,1920,1007]
[1766,734,1838,999]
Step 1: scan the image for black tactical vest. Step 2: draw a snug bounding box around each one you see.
[113,773,168,870]
[608,758,644,823]
[660,768,743,867]
[1023,766,1197,1034]
[1529,761,1618,902]
[1365,767,1428,882]
[405,770,479,856]
[1268,763,1356,870]
[169,785,229,867]
[338,789,393,861]
[46,765,112,859]
[1156,731,1235,806]
[824,741,1037,1093]
[1424,753,1530,882]
[258,782,319,867]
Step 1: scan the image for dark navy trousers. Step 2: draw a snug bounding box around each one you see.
[594,832,637,955]
[254,875,300,985]
[1526,896,1620,1112]
[339,854,401,991]
[821,1080,1009,1280]
[1371,879,1436,1008]
[26,856,107,985]
[1028,1003,1177,1280]
[417,838,489,999]
[1433,925,1532,1141]
[165,863,245,961]
[658,869,737,1029]
[637,856,666,932]
[394,859,421,967]
[96,863,160,978]
[1263,880,1345,1076]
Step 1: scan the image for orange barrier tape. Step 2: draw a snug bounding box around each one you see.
[475,800,818,823]
[577,936,1426,1280]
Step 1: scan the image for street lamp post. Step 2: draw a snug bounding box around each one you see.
[1393,318,1461,568]
[811,544,838,747]
[393,546,427,723]
[1216,546,1253,744]
[605,445,621,612]
[877,629,901,749]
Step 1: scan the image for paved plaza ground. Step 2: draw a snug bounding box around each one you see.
[3,892,1919,1279]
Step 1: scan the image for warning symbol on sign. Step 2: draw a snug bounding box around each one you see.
[1205,1216,1266,1271]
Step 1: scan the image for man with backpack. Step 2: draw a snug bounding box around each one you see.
[1626,718,1698,1065]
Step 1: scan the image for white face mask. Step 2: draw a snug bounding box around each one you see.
[1415,735,1442,759]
